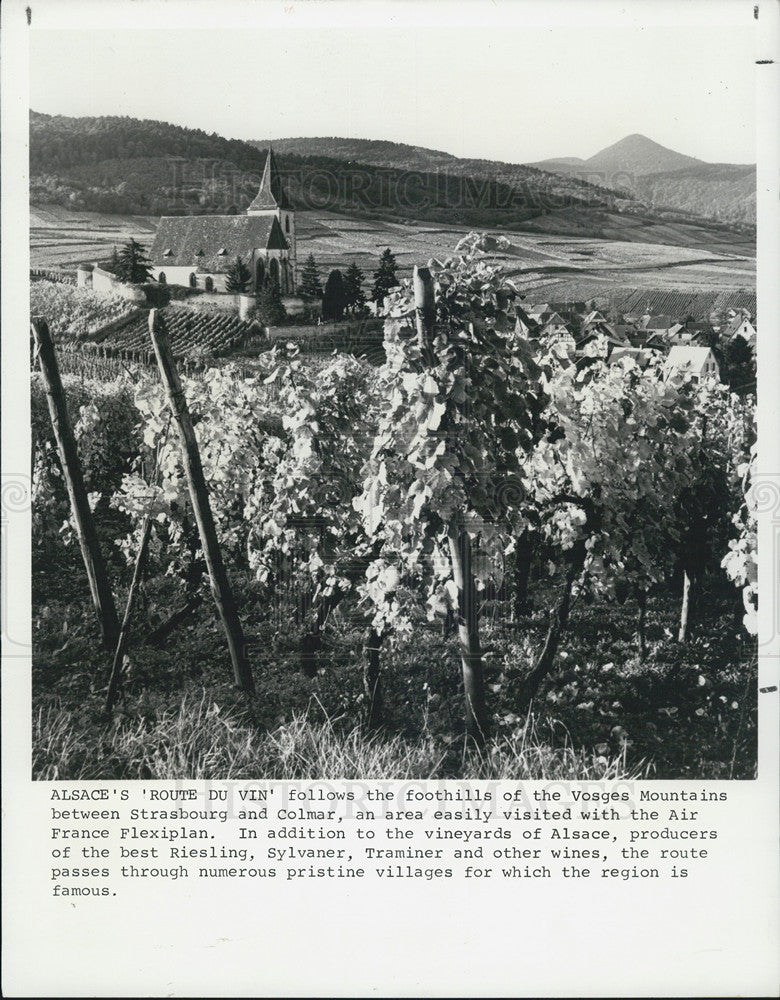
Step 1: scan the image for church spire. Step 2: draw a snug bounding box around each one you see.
[247,146,290,213]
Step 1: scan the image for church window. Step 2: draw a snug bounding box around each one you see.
[205,277,214,292]
[285,217,290,233]
[158,272,167,284]
[189,273,197,288]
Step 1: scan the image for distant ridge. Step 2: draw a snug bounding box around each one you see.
[28,111,634,229]
[29,111,753,242]
[528,133,754,226]
[250,133,754,228]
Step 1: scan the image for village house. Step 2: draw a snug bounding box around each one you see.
[640,314,683,338]
[514,305,540,339]
[674,320,714,346]
[723,311,756,349]
[149,148,296,295]
[576,327,629,357]
[526,306,576,354]
[665,345,720,381]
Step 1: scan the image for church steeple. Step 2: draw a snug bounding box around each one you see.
[247,146,290,213]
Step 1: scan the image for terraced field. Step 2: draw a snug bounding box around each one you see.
[30,207,157,269]
[98,308,261,358]
[30,279,141,339]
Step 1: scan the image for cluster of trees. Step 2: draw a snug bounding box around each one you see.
[298,248,401,321]
[76,252,753,744]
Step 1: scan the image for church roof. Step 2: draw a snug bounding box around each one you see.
[248,147,290,211]
[150,215,288,273]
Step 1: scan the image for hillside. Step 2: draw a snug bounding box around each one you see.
[630,163,756,228]
[31,111,623,231]
[255,134,755,229]
[29,112,753,248]
[530,133,755,227]
[249,134,635,205]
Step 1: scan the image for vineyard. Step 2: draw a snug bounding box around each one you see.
[31,253,757,781]
[96,307,262,359]
[30,279,140,339]
[521,282,757,320]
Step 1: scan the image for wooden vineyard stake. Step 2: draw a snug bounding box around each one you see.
[446,521,489,743]
[31,318,120,649]
[105,513,154,714]
[413,265,436,366]
[105,428,169,713]
[148,310,255,694]
[413,267,489,743]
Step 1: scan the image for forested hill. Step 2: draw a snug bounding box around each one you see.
[249,134,635,202]
[253,134,755,231]
[30,111,752,242]
[530,134,755,227]
[30,111,631,225]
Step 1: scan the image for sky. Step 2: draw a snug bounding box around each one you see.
[29,3,757,165]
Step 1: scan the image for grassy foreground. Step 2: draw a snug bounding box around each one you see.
[33,695,644,782]
[33,545,756,781]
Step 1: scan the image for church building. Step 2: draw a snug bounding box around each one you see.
[149,148,296,294]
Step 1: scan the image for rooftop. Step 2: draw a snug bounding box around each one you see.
[150,215,288,272]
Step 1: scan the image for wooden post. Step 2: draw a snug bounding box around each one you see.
[447,522,489,743]
[413,265,436,362]
[678,569,691,643]
[363,627,384,729]
[414,267,489,744]
[148,310,255,694]
[105,514,153,713]
[31,318,120,648]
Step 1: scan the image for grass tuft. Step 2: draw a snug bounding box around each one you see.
[33,691,644,781]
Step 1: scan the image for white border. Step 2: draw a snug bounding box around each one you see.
[3,2,778,997]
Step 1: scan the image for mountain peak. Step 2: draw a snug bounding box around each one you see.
[585,134,703,175]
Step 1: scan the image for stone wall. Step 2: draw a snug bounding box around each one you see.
[88,265,147,303]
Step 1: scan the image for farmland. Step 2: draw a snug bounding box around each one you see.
[96,308,260,358]
[30,206,157,270]
[31,205,755,320]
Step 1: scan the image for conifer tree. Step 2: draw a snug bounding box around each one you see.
[371,247,399,305]
[719,335,755,393]
[115,238,153,284]
[225,254,252,293]
[256,273,286,325]
[300,253,323,299]
[322,269,347,321]
[343,261,366,315]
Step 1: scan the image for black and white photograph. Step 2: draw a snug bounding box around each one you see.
[26,5,763,784]
[2,1,779,995]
